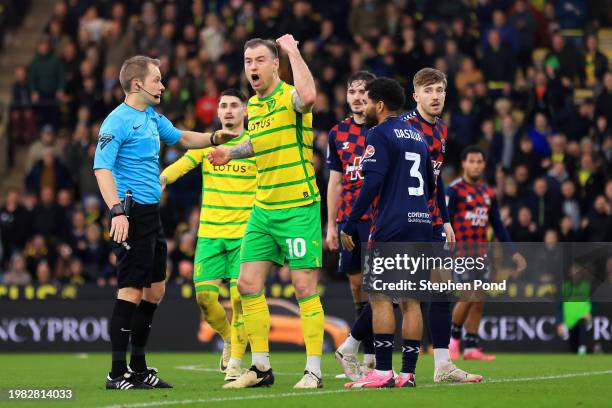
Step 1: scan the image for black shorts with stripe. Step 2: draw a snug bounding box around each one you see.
[112,203,167,289]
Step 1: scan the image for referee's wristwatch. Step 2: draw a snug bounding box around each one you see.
[110,203,125,218]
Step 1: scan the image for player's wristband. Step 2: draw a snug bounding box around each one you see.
[210,131,219,146]
[110,204,125,218]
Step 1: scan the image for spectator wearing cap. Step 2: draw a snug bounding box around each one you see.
[26,124,61,171]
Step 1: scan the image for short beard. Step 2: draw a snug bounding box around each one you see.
[364,114,377,128]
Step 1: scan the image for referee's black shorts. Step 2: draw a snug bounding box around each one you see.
[112,203,167,289]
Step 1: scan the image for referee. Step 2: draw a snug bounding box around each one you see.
[94,55,237,390]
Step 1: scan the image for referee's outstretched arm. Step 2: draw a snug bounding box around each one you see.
[177,128,240,149]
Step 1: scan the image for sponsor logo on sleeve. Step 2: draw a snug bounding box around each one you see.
[98,134,114,150]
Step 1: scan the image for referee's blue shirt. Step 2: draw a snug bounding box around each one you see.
[93,103,182,204]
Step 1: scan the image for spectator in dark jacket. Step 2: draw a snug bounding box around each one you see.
[530,177,561,231]
[79,223,109,281]
[513,135,544,179]
[575,153,605,213]
[545,33,580,81]
[581,195,612,241]
[28,39,65,127]
[595,72,612,124]
[560,180,582,230]
[9,65,36,145]
[0,188,31,267]
[580,34,608,87]
[25,148,73,195]
[450,97,480,153]
[30,186,63,244]
[508,0,536,71]
[482,29,516,87]
[567,99,595,142]
[508,206,541,241]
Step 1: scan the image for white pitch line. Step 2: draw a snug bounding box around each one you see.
[98,369,612,408]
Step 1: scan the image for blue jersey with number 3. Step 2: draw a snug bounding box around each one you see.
[361,116,434,242]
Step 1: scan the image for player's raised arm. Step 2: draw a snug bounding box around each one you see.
[160,151,202,191]
[276,34,316,112]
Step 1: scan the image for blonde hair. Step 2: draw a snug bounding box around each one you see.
[413,68,447,90]
[119,55,160,92]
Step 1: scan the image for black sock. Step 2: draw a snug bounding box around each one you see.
[464,332,479,349]
[129,300,158,372]
[351,303,372,342]
[363,330,375,355]
[110,299,137,378]
[374,334,394,371]
[428,302,451,348]
[355,301,367,318]
[401,339,420,374]
[450,323,463,340]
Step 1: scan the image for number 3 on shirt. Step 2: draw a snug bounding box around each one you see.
[286,238,306,258]
[405,152,424,196]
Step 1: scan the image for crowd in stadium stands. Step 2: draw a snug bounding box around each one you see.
[1,0,611,286]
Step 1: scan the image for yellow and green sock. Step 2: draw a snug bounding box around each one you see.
[298,293,324,377]
[196,283,230,342]
[229,279,247,362]
[241,290,271,369]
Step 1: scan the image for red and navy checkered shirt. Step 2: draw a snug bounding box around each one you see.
[401,109,447,227]
[447,178,514,259]
[327,117,370,222]
[447,178,496,243]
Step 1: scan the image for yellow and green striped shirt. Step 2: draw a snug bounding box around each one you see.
[247,81,319,210]
[160,131,257,239]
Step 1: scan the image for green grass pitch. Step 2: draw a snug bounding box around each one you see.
[1,352,611,408]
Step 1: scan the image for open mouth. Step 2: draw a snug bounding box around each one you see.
[251,73,260,83]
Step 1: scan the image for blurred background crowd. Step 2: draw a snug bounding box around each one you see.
[0,0,611,288]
